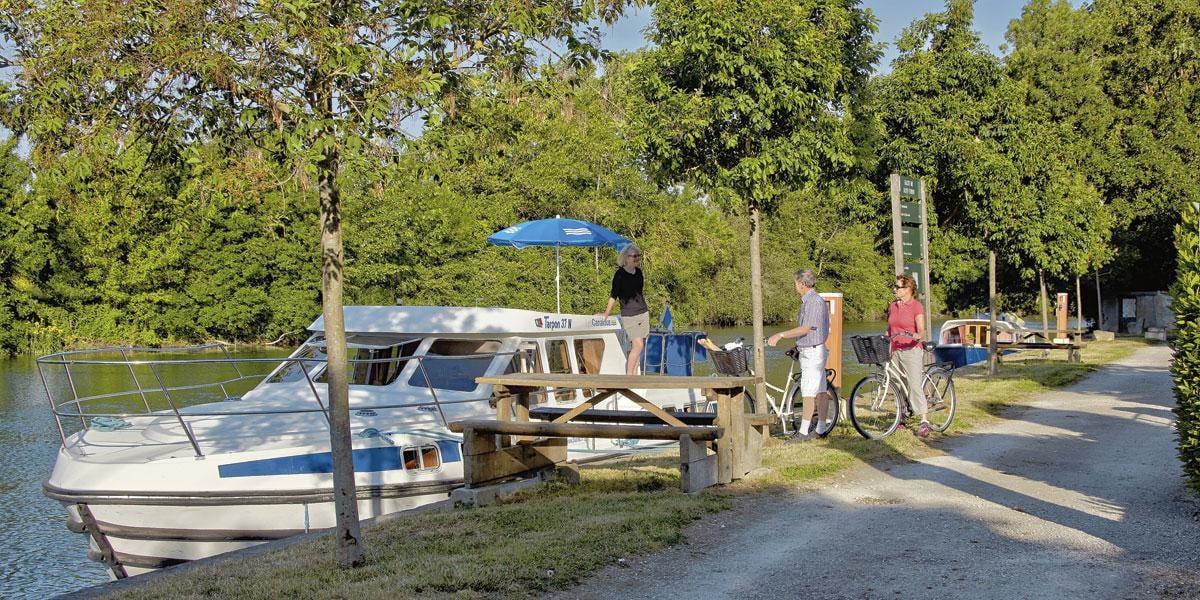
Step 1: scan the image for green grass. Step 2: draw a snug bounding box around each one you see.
[105,338,1154,599]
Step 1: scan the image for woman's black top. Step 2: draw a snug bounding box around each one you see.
[610,267,648,317]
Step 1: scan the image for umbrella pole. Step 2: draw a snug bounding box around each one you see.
[555,244,561,314]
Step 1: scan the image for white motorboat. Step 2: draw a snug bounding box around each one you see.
[932,315,1039,368]
[40,306,707,579]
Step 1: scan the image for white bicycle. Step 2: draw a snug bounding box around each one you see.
[846,335,957,439]
[708,338,840,436]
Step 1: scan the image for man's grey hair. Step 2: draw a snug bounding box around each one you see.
[618,243,641,267]
[795,268,817,288]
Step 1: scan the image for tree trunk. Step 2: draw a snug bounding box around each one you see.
[988,250,998,376]
[748,200,766,412]
[1095,269,1104,331]
[319,154,365,568]
[1039,269,1050,340]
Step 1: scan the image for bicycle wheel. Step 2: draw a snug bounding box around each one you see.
[790,385,840,437]
[922,368,956,432]
[848,373,903,439]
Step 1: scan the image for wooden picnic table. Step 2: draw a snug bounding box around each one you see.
[462,373,765,492]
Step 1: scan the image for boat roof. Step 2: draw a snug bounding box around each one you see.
[308,306,622,337]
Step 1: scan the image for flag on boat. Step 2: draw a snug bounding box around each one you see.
[661,304,674,332]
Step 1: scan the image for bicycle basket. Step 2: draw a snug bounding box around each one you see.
[710,346,752,376]
[850,335,891,365]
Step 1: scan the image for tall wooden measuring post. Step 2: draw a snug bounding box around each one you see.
[890,173,933,341]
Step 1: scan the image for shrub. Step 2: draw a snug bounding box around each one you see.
[1172,202,1200,492]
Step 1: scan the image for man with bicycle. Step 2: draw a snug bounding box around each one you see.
[768,268,831,440]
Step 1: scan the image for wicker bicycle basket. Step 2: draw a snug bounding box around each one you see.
[709,346,752,376]
[850,335,891,365]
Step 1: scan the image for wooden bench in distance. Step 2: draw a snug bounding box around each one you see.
[447,419,724,498]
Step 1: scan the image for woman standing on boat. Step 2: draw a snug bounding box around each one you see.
[600,243,649,375]
[888,273,930,438]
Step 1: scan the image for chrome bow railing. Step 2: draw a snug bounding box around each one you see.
[37,344,531,458]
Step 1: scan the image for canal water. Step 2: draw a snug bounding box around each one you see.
[0,322,897,598]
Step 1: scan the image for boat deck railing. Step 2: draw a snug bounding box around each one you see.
[36,344,531,458]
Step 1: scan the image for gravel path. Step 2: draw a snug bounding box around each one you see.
[548,345,1200,599]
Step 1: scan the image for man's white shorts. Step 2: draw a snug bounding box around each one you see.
[797,345,829,397]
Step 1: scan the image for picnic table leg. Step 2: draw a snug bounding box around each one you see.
[679,434,718,493]
[513,389,532,442]
[495,392,512,447]
[713,389,734,485]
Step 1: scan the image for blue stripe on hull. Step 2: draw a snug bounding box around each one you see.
[218,440,462,478]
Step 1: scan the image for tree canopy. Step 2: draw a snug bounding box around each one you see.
[0,0,1191,358]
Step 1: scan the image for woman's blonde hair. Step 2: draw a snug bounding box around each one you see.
[618,243,641,267]
[895,272,918,293]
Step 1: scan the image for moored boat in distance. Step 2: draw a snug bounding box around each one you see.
[40,306,708,579]
[932,315,1039,368]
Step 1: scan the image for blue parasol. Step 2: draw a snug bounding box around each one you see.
[488,216,630,313]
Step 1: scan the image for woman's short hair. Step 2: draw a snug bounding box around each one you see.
[618,243,641,267]
[794,268,817,288]
[895,272,918,292]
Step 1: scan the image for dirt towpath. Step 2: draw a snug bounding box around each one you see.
[548,345,1200,599]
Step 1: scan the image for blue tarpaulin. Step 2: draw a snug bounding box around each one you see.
[642,331,708,376]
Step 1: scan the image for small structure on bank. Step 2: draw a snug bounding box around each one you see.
[1098,291,1173,335]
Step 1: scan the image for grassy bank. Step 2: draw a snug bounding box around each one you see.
[106,338,1154,600]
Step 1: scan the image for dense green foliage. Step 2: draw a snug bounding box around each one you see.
[0,0,1192,356]
[1173,203,1200,491]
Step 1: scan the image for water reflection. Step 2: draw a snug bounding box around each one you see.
[0,347,288,599]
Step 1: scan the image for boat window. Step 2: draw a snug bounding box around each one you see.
[504,343,543,375]
[574,338,605,396]
[420,445,440,469]
[403,447,420,470]
[408,339,501,392]
[266,343,326,383]
[546,339,571,374]
[574,339,604,375]
[316,340,419,386]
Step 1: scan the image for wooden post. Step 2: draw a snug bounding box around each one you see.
[1056,292,1069,340]
[890,174,904,276]
[748,200,767,412]
[820,293,844,390]
[713,388,735,485]
[988,250,998,376]
[918,178,933,342]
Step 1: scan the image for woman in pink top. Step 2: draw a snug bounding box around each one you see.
[887,273,931,438]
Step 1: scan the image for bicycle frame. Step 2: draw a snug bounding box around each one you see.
[760,351,838,435]
[873,354,954,416]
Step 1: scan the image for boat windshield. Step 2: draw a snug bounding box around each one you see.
[265,342,327,383]
[315,339,422,386]
[408,339,501,392]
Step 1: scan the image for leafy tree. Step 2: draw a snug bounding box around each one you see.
[0,138,47,354]
[875,0,1112,334]
[632,0,878,395]
[2,0,637,566]
[1080,0,1199,290]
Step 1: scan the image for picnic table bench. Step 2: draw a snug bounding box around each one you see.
[995,338,1085,363]
[448,373,764,501]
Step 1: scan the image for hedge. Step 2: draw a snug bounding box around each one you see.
[1173,202,1200,492]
